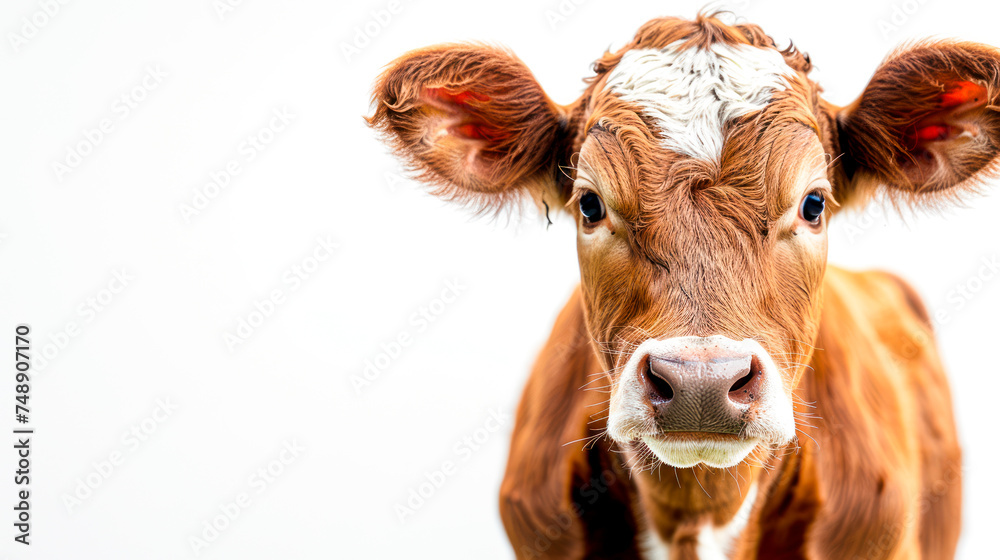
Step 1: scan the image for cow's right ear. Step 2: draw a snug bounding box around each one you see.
[367,44,571,212]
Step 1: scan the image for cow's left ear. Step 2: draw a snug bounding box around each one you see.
[367,43,572,213]
[834,40,1000,206]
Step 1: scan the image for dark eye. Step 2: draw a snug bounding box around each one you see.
[799,192,825,224]
[579,191,606,224]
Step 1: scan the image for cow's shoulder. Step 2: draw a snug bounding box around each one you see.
[813,265,943,450]
[499,286,639,559]
[794,266,959,559]
[823,265,933,337]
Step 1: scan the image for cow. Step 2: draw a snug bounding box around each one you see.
[367,12,998,559]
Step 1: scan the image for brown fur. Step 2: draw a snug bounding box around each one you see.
[367,12,995,559]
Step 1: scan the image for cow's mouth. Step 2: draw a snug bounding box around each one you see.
[640,432,760,468]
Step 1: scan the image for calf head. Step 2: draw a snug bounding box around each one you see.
[368,14,1000,469]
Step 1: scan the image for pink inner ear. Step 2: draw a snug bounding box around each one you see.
[421,87,509,142]
[904,80,989,151]
[424,87,490,106]
[451,123,494,141]
[913,124,950,143]
[939,80,986,108]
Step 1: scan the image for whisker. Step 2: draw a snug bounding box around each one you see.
[692,468,712,498]
[795,427,821,450]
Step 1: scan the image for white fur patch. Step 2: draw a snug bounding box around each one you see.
[603,41,793,162]
[639,528,671,560]
[697,483,758,559]
[637,483,758,560]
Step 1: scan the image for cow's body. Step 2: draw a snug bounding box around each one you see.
[501,267,961,559]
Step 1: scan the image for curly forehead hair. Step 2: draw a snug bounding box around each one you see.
[568,13,826,266]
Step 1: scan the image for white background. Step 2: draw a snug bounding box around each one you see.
[1,0,998,558]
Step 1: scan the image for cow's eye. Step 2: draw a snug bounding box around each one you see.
[579,191,606,224]
[799,191,825,224]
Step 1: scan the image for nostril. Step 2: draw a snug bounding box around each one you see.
[643,359,674,403]
[728,355,763,405]
[649,372,674,402]
[729,371,754,392]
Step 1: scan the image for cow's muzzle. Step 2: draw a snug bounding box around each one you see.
[608,335,795,468]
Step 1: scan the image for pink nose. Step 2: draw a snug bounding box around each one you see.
[640,341,764,435]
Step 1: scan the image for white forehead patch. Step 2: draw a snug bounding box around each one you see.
[604,40,794,162]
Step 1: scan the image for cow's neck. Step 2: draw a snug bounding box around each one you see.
[629,456,767,557]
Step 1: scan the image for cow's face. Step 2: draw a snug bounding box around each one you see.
[574,36,828,467]
[369,15,1000,468]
